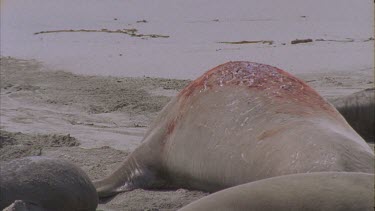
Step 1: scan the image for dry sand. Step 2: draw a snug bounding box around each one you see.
[0,56,373,210]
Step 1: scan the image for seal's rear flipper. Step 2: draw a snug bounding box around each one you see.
[93,146,167,198]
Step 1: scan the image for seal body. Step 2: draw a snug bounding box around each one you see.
[94,62,374,197]
[331,88,374,142]
[0,156,98,211]
[178,172,375,211]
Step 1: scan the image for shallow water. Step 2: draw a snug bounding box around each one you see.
[1,0,373,79]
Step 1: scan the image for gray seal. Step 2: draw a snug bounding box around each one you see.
[178,172,374,211]
[0,156,98,211]
[94,61,374,197]
[331,88,374,142]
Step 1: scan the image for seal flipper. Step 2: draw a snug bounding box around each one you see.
[93,139,168,198]
[94,155,167,197]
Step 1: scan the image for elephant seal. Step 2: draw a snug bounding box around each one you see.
[94,61,374,197]
[0,156,98,211]
[331,88,374,143]
[178,172,374,211]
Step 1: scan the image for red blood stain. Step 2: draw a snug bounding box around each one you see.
[178,61,336,113]
[167,61,339,136]
[166,117,177,136]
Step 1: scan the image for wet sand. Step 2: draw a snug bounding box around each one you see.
[1,0,373,79]
[0,56,373,210]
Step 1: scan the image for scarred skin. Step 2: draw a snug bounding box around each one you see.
[178,172,375,211]
[94,61,374,197]
[0,156,98,211]
[331,88,374,143]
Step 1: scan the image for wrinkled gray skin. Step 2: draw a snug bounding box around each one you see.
[94,62,374,199]
[179,172,375,211]
[0,156,98,211]
[331,88,374,143]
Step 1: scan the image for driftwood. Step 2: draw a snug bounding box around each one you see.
[34,28,169,39]
[218,40,274,45]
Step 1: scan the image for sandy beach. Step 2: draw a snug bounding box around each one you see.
[1,0,373,79]
[1,56,373,210]
[1,0,374,210]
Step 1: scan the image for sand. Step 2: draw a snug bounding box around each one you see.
[1,2,374,210]
[1,0,373,79]
[0,56,373,210]
[0,57,207,211]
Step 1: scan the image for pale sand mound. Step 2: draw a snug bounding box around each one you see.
[0,57,373,210]
[0,130,79,161]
